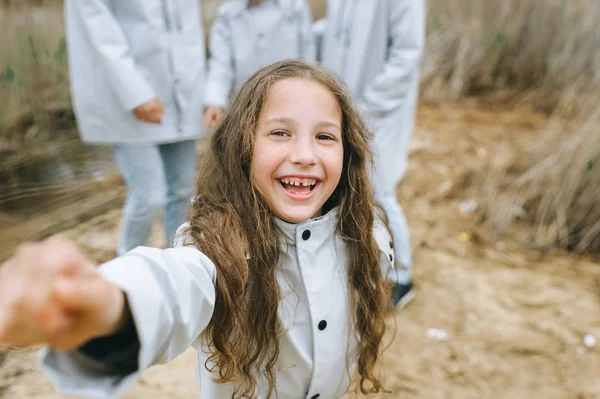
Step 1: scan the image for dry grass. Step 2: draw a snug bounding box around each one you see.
[423,0,600,117]
[0,5,71,141]
[429,1,600,254]
[484,113,600,254]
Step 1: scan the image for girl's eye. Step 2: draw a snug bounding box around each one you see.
[270,130,289,137]
[317,133,336,141]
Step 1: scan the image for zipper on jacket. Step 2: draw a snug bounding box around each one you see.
[161,0,184,132]
[339,0,355,80]
[161,0,172,31]
[294,0,304,61]
[174,0,183,31]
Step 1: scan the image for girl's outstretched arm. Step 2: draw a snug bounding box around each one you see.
[0,234,217,398]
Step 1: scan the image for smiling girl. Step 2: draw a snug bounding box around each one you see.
[0,60,397,399]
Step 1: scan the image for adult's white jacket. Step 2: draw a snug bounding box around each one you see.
[65,0,206,144]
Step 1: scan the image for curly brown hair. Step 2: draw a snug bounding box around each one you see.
[187,60,388,398]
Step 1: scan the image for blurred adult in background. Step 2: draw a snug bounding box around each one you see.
[318,0,425,307]
[64,0,205,255]
[203,0,315,129]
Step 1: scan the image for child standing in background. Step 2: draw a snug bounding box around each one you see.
[0,61,396,399]
[203,0,315,129]
[319,0,426,307]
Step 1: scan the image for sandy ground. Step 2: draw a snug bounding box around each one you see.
[1,103,600,398]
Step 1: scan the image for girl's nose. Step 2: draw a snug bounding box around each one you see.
[290,137,317,166]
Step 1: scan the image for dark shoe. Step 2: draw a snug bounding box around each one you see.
[391,281,415,309]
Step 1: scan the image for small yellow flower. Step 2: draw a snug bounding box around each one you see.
[458,232,471,242]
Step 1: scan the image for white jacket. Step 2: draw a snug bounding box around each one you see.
[321,0,425,192]
[205,0,315,108]
[41,208,395,398]
[65,0,206,145]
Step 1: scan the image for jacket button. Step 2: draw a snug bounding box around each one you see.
[311,395,320,399]
[302,230,311,240]
[389,240,394,249]
[389,254,393,262]
[318,320,327,330]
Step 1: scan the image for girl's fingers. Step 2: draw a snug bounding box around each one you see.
[54,275,105,312]
[15,235,85,278]
[0,236,95,347]
[36,305,72,346]
[0,305,15,344]
[55,275,126,336]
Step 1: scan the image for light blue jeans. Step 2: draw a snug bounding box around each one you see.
[376,193,412,285]
[113,141,197,255]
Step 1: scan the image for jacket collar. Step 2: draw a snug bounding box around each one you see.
[228,0,296,19]
[274,207,339,246]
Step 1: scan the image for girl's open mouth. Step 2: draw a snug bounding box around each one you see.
[278,178,319,198]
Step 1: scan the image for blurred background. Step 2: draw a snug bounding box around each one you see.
[1,1,600,398]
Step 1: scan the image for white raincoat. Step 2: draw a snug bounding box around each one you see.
[321,0,425,192]
[64,0,206,145]
[41,208,394,399]
[205,0,315,108]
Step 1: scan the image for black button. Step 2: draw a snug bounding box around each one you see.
[389,240,394,249]
[302,230,311,240]
[311,395,320,399]
[389,254,393,262]
[318,320,327,330]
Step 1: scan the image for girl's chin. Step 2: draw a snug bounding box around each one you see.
[274,207,322,224]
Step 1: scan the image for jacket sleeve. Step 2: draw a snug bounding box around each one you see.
[65,0,156,111]
[40,246,217,398]
[204,12,235,108]
[298,1,316,63]
[359,0,425,115]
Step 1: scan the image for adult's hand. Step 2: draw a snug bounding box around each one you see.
[133,98,165,124]
[203,106,223,130]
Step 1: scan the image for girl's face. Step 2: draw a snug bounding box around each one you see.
[251,78,344,224]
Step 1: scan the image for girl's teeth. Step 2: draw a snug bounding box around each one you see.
[280,178,317,186]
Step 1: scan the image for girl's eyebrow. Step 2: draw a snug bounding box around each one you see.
[266,117,341,130]
[317,121,342,130]
[265,117,295,125]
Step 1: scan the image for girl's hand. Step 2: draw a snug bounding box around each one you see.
[203,106,222,129]
[0,236,127,351]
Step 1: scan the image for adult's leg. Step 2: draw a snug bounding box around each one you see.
[375,191,412,285]
[371,120,415,308]
[113,145,166,255]
[159,140,197,247]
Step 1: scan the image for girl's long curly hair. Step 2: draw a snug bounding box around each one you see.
[187,60,388,397]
